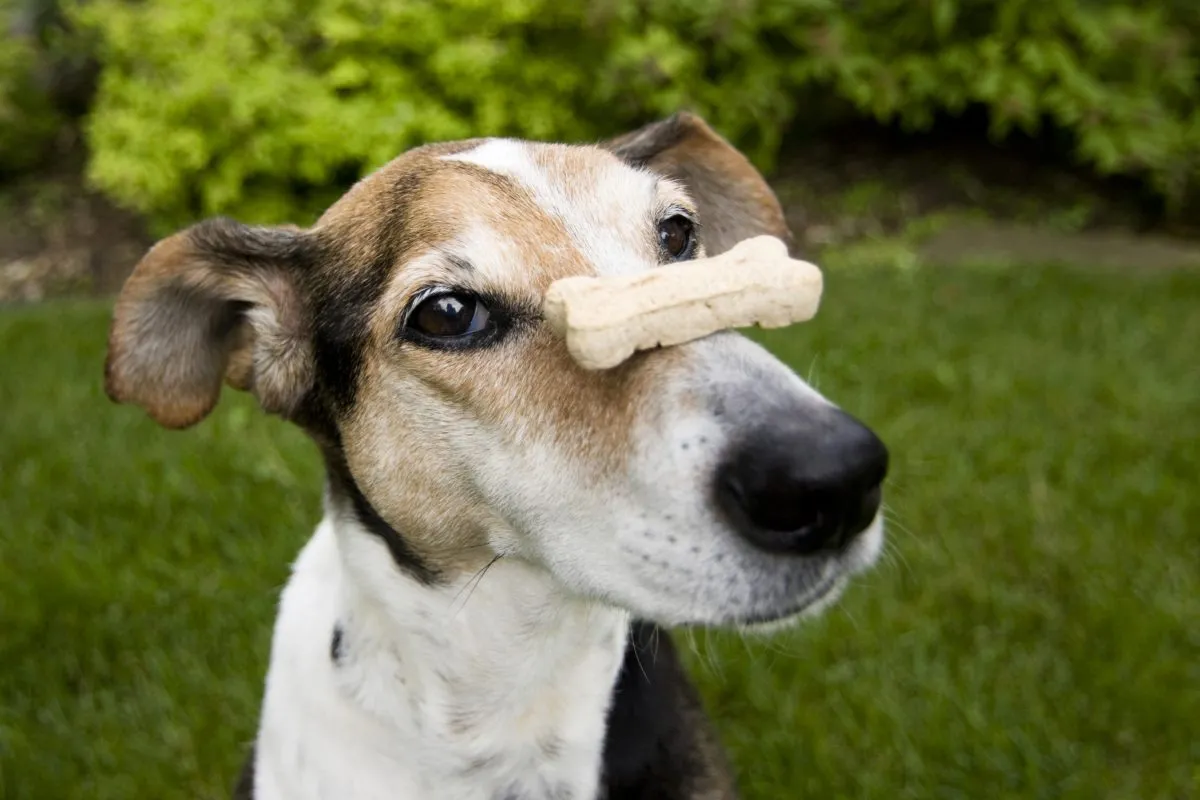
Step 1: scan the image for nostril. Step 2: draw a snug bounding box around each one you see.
[750,492,823,534]
[716,462,835,555]
[718,463,822,535]
[719,471,745,509]
[715,413,888,557]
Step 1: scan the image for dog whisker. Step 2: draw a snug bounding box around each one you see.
[752,631,802,661]
[630,630,652,685]
[450,552,506,617]
[703,630,727,680]
[805,356,821,389]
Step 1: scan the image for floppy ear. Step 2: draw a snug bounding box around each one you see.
[104,217,316,429]
[603,112,793,256]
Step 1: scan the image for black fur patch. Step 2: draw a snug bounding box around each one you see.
[601,621,731,799]
[308,245,396,415]
[323,447,439,585]
[331,624,345,664]
[604,113,691,169]
[306,167,430,415]
[187,216,314,271]
[232,743,255,800]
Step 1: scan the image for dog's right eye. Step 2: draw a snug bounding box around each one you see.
[658,214,697,261]
[407,292,492,339]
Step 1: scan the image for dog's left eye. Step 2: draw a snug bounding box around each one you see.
[408,292,491,338]
[658,215,696,260]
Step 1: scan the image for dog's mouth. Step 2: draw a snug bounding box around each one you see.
[705,512,885,630]
[729,568,846,630]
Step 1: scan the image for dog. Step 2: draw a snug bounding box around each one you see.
[104,112,889,800]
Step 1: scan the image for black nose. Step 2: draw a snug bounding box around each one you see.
[715,408,888,555]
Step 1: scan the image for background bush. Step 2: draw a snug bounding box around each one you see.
[0,0,65,174]
[31,0,1200,231]
[1,0,96,175]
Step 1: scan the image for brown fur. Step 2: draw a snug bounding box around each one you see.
[107,112,795,800]
[105,114,791,578]
[336,154,697,575]
[603,112,792,256]
[104,224,314,429]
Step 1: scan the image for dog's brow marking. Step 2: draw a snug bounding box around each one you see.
[441,251,475,274]
[443,139,658,277]
[325,450,439,584]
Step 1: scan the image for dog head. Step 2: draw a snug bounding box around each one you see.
[105,112,887,627]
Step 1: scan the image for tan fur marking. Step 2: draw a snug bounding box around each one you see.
[105,234,208,426]
[603,112,792,256]
[106,117,791,589]
[336,147,691,575]
[105,229,311,429]
[105,114,805,800]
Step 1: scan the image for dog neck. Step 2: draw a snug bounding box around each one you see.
[250,502,631,800]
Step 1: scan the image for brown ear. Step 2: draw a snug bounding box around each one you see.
[104,217,315,429]
[603,112,793,256]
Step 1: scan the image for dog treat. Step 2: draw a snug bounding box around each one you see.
[543,235,823,370]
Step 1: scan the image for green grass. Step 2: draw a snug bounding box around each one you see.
[2,262,1198,799]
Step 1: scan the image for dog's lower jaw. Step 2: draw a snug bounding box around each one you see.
[730,514,886,634]
[250,514,630,800]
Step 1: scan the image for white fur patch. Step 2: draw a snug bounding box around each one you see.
[246,136,887,798]
[444,139,667,277]
[251,512,629,800]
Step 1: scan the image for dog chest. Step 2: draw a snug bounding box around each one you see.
[251,520,628,800]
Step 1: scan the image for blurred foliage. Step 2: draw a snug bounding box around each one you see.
[1,0,98,175]
[0,0,63,173]
[1,0,1188,230]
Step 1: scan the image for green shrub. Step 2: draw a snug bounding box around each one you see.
[0,0,64,174]
[72,0,1200,231]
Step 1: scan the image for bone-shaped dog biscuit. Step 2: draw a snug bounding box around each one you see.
[542,235,823,370]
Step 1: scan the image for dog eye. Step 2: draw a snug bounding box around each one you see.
[408,292,491,338]
[658,215,695,260]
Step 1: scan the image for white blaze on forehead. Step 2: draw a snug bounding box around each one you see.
[443,138,667,277]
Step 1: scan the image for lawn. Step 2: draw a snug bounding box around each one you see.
[1,261,1197,799]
